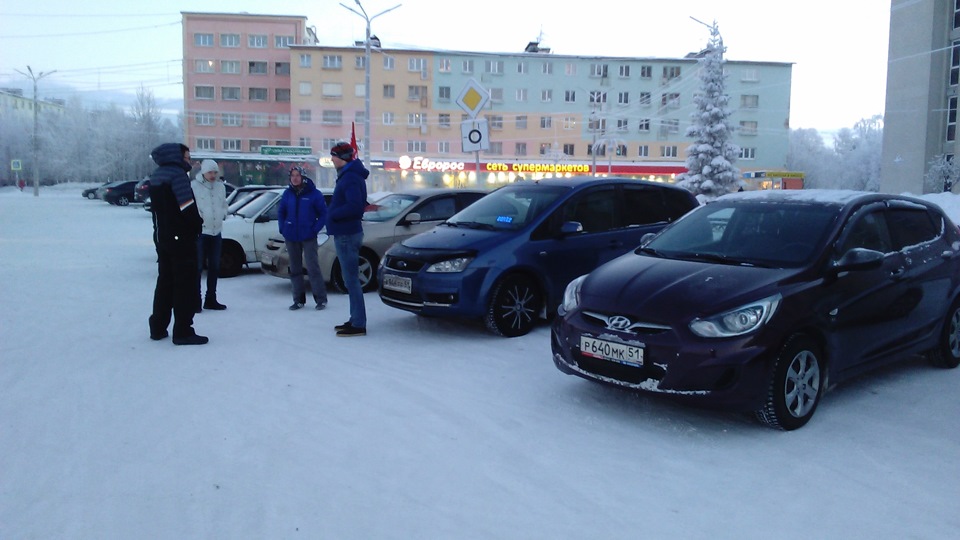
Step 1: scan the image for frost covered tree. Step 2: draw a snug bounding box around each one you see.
[832,115,883,191]
[924,154,960,193]
[787,128,838,189]
[676,20,740,202]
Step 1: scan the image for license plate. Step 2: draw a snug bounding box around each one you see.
[580,336,644,366]
[383,273,412,294]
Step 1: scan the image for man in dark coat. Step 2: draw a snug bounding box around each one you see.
[147,143,208,345]
[327,142,369,337]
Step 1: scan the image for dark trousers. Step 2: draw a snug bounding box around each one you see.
[150,242,199,338]
[197,233,223,298]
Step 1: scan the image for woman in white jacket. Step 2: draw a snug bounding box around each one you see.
[191,159,229,311]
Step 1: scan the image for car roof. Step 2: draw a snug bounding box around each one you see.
[720,189,936,210]
[377,187,486,197]
[496,176,687,191]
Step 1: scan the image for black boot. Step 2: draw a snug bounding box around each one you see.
[204,293,227,310]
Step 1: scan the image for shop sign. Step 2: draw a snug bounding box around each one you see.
[398,155,467,173]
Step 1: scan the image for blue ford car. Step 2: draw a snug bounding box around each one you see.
[378,177,698,337]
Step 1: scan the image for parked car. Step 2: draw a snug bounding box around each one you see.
[134,178,150,203]
[261,188,487,292]
[225,185,275,207]
[218,188,285,277]
[82,183,107,199]
[378,177,699,337]
[551,189,960,430]
[100,180,139,206]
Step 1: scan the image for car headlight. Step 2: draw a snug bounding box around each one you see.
[559,274,588,316]
[426,257,473,273]
[689,293,782,338]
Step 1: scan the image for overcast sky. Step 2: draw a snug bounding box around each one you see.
[0,0,891,134]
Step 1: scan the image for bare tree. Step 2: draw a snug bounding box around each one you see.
[925,154,960,193]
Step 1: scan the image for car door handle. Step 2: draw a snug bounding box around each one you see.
[890,267,905,280]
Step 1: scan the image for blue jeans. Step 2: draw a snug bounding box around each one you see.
[334,232,366,328]
[197,233,222,297]
[286,237,327,305]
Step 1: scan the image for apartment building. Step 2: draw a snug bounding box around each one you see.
[881,0,958,194]
[182,12,792,191]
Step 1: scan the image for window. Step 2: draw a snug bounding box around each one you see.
[250,140,267,152]
[619,65,630,77]
[439,58,452,72]
[249,88,268,101]
[661,93,680,108]
[299,82,312,96]
[439,141,450,154]
[588,118,606,132]
[195,138,215,151]
[220,86,239,101]
[483,142,502,155]
[542,62,553,75]
[408,58,427,72]
[741,94,760,109]
[439,86,451,101]
[323,55,342,69]
[299,54,312,68]
[407,85,427,101]
[322,110,343,125]
[219,34,240,47]
[587,144,605,157]
[383,56,395,70]
[517,61,528,74]
[515,142,527,156]
[275,141,290,147]
[638,145,649,157]
[487,115,503,129]
[194,33,213,47]
[540,116,552,129]
[663,119,680,133]
[439,113,450,128]
[663,66,681,82]
[589,91,607,104]
[299,110,312,123]
[639,92,652,106]
[249,114,268,127]
[516,88,527,102]
[661,145,678,158]
[322,83,343,98]
[640,65,652,78]
[564,90,576,103]
[618,91,629,105]
[195,112,215,126]
[563,117,576,130]
[355,84,366,97]
[541,89,553,102]
[539,143,551,155]
[298,137,311,147]
[617,119,629,132]
[248,61,268,75]
[275,62,290,75]
[248,34,267,48]
[590,63,608,77]
[739,147,757,159]
[615,144,628,156]
[740,120,758,136]
[490,88,503,103]
[195,60,214,73]
[484,60,504,74]
[563,144,575,156]
[515,115,527,129]
[355,111,366,124]
[221,60,240,74]
[275,114,290,127]
[948,96,957,142]
[462,60,474,74]
[276,35,294,48]
[383,112,395,125]
[741,68,759,82]
[275,88,290,102]
[565,63,577,76]
[638,118,651,132]
[222,113,242,127]
[382,139,395,153]
[407,113,426,126]
[952,40,960,86]
[407,140,427,152]
[383,84,395,98]
[355,56,366,69]
[222,138,242,151]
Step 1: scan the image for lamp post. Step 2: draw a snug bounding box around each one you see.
[15,65,56,197]
[340,1,401,161]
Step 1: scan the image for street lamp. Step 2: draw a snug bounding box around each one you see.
[340,0,401,161]
[15,65,56,197]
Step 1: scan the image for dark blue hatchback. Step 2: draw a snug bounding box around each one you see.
[378,177,698,336]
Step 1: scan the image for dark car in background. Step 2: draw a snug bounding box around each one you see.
[83,183,107,199]
[134,178,150,203]
[378,177,699,337]
[551,190,960,430]
[100,180,139,206]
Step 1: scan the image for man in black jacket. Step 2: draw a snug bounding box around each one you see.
[147,143,208,345]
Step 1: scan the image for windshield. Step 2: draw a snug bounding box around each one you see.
[446,184,567,231]
[235,191,280,218]
[363,193,419,222]
[645,200,841,267]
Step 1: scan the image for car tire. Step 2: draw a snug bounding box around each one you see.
[86,192,96,200]
[219,241,244,278]
[331,251,378,293]
[484,274,542,337]
[929,298,960,369]
[755,335,824,431]
[117,196,129,206]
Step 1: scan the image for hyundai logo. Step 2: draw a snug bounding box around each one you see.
[605,315,633,331]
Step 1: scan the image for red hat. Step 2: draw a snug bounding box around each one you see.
[330,142,354,161]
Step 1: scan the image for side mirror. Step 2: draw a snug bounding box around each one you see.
[560,221,583,235]
[640,232,657,245]
[404,212,422,225]
[832,248,884,273]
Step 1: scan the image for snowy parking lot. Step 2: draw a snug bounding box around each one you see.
[2,185,958,539]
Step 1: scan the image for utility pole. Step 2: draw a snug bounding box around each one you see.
[15,66,56,197]
[340,1,401,161]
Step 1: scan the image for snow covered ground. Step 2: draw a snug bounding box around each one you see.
[2,184,959,539]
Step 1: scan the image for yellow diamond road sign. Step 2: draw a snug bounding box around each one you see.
[456,79,489,118]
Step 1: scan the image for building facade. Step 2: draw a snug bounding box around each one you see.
[182,12,793,191]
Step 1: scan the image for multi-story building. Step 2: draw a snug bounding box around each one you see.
[881,0,957,194]
[182,12,792,191]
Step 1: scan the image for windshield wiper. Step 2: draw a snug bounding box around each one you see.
[638,246,662,258]
[449,221,496,231]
